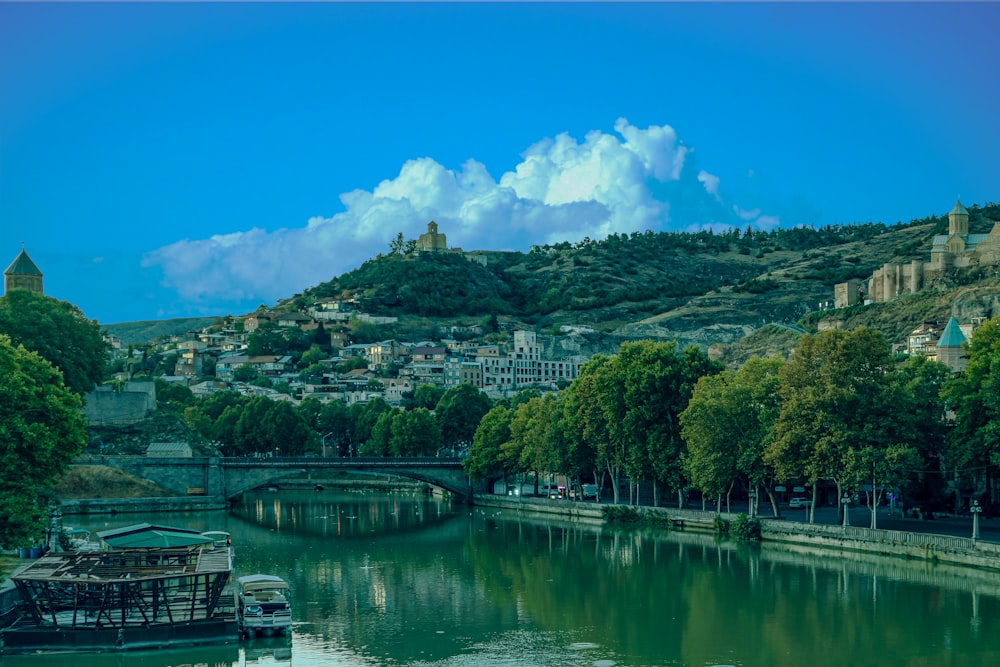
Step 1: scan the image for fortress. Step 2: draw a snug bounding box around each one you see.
[837,200,1000,307]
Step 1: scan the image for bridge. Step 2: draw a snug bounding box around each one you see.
[79,456,477,502]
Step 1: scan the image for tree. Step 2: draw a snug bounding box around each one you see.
[681,357,783,516]
[232,364,259,383]
[465,405,513,482]
[155,378,196,409]
[943,317,1000,507]
[505,394,565,486]
[0,335,88,547]
[413,384,445,411]
[0,290,108,395]
[363,409,397,456]
[435,384,492,451]
[299,343,327,369]
[843,443,921,529]
[611,341,721,506]
[766,328,901,519]
[389,409,441,457]
[246,321,285,356]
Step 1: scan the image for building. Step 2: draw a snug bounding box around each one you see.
[857,200,1000,304]
[416,221,448,252]
[4,246,43,295]
[935,317,969,373]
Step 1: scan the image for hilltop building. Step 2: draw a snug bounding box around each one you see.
[416,221,448,252]
[412,221,489,267]
[4,246,43,296]
[848,200,1000,305]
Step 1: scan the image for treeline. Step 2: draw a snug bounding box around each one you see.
[155,381,493,459]
[464,321,1000,524]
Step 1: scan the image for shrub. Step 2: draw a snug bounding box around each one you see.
[731,513,761,542]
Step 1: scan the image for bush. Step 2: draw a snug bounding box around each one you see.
[713,515,731,534]
[731,513,761,541]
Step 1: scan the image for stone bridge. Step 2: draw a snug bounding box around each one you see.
[80,456,476,502]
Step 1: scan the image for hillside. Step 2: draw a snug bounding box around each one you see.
[112,201,999,359]
[296,202,995,349]
[103,317,222,345]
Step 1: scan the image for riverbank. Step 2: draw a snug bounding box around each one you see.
[472,494,1000,572]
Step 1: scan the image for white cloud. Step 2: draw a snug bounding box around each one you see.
[142,119,780,310]
[698,170,720,197]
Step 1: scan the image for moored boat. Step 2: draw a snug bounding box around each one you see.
[236,574,292,638]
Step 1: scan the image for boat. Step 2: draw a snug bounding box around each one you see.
[236,574,292,638]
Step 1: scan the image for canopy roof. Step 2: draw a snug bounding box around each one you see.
[98,523,212,549]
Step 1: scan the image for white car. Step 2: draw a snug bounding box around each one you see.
[789,497,812,509]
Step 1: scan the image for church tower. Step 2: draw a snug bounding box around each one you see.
[948,199,969,236]
[4,246,44,296]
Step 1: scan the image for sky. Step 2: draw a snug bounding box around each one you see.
[1,2,998,325]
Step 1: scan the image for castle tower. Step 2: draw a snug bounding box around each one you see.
[4,246,44,296]
[948,199,969,236]
[936,316,967,373]
[416,221,448,252]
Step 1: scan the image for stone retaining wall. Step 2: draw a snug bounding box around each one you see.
[471,494,1000,572]
[61,496,226,515]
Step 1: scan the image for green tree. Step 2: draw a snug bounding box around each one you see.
[435,384,492,451]
[943,317,1000,503]
[155,378,196,409]
[413,384,445,410]
[299,343,327,369]
[465,405,513,482]
[1,335,88,547]
[232,364,260,383]
[681,357,783,516]
[766,328,901,518]
[0,290,108,395]
[363,409,398,456]
[389,408,441,457]
[246,321,285,356]
[843,443,921,529]
[505,394,565,486]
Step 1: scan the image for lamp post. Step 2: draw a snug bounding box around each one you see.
[971,499,982,542]
[842,495,851,527]
[321,432,335,458]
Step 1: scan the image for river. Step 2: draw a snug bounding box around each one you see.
[5,489,1000,667]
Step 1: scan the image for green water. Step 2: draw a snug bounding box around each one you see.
[6,490,1000,666]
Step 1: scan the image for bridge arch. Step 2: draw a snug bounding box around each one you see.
[221,457,476,502]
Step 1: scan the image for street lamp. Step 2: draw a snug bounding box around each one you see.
[842,495,851,527]
[321,432,335,458]
[971,499,982,541]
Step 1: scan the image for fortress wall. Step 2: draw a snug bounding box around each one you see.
[82,390,152,425]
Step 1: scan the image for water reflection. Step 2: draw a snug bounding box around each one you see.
[33,491,1000,667]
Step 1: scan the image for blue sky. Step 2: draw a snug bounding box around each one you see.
[2,2,997,325]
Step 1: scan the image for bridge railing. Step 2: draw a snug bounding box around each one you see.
[220,456,464,467]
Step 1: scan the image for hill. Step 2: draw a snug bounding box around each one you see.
[109,201,999,359]
[294,201,997,354]
[103,317,222,345]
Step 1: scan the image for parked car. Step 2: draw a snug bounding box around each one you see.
[789,497,812,509]
[581,484,599,501]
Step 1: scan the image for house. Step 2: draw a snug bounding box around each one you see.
[146,441,193,458]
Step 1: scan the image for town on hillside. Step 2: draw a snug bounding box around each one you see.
[4,199,997,424]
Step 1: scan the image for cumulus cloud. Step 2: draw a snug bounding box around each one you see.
[142,118,780,310]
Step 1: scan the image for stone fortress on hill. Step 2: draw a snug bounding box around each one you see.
[836,199,1000,307]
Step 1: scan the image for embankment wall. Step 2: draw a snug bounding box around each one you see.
[471,494,1000,572]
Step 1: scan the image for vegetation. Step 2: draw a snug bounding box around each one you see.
[53,466,175,499]
[0,334,88,548]
[0,290,109,395]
